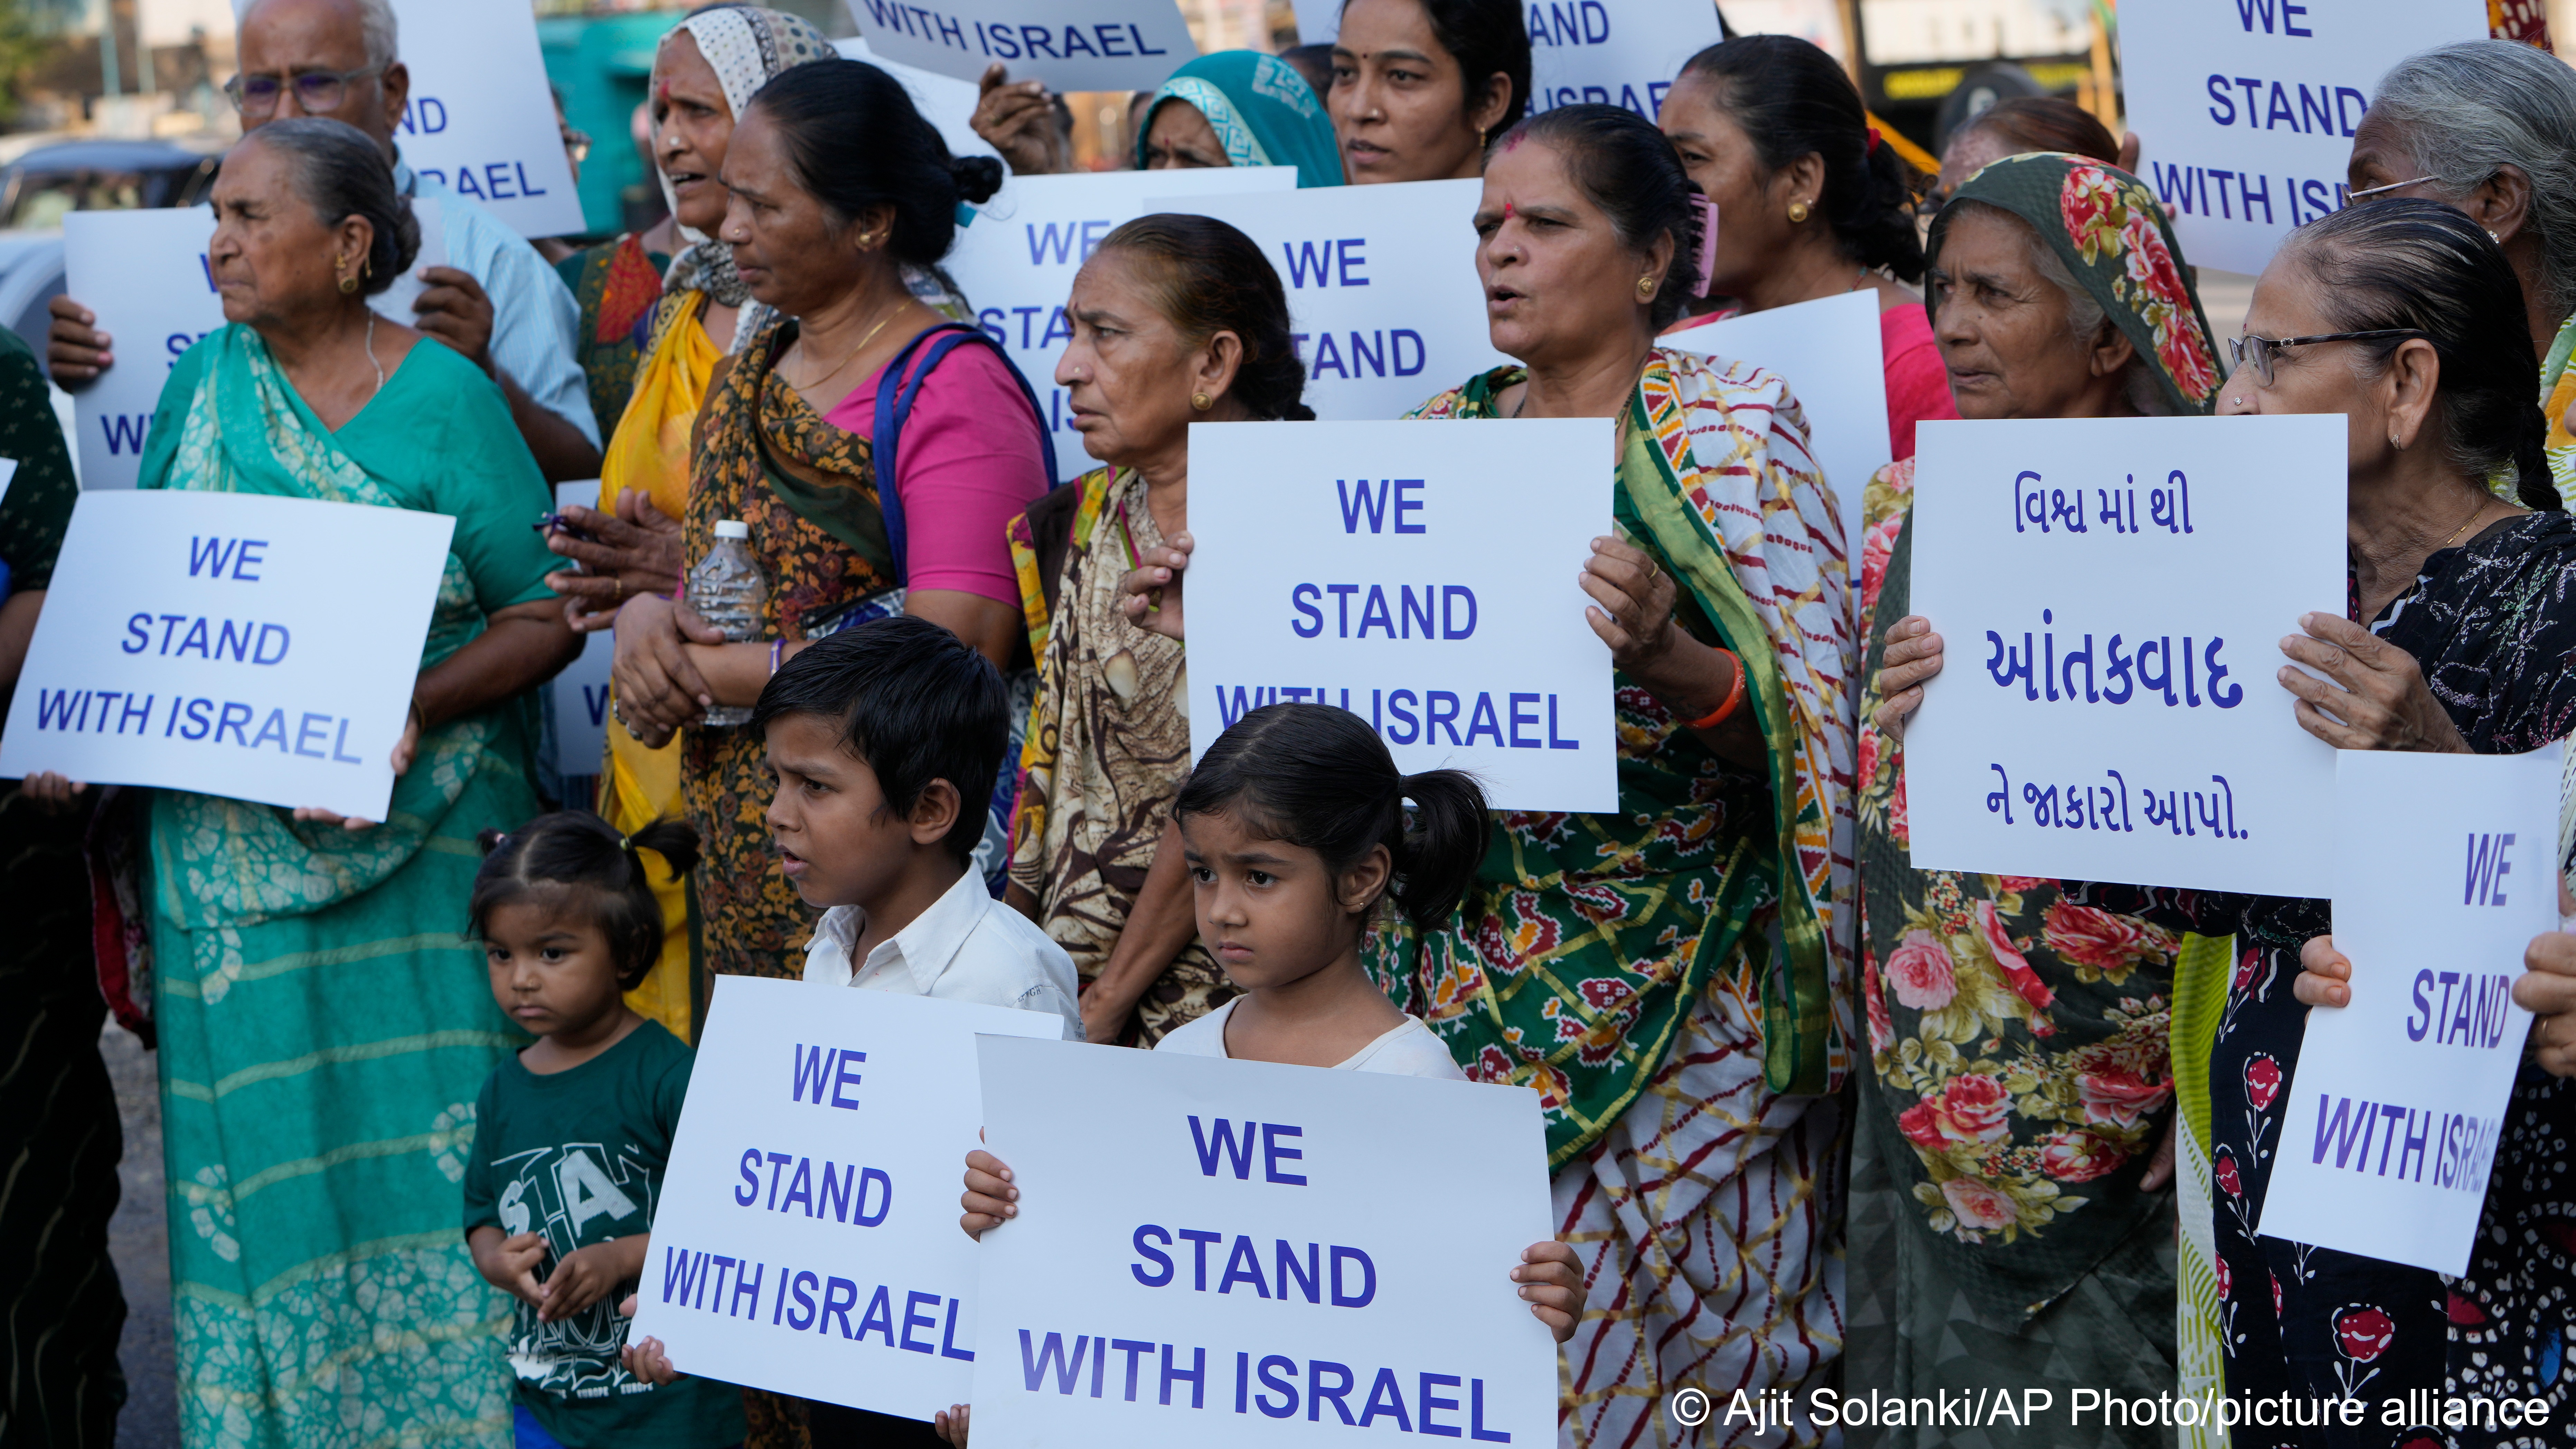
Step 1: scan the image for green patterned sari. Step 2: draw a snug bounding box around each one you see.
[138,326,561,1449]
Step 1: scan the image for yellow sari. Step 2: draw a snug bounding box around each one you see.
[603,291,720,1040]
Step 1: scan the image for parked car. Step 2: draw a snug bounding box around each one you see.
[0,138,223,232]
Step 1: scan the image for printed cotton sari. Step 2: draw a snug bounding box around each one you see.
[137,324,560,1449]
[1374,346,1856,1446]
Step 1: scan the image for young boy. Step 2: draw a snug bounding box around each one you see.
[753,613,1082,1032]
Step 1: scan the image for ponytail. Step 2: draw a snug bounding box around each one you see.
[470,810,702,989]
[1175,704,1491,928]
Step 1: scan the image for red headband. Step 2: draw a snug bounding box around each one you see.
[1865,126,1882,154]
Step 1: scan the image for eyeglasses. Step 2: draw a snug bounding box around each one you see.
[223,64,384,117]
[2225,330,2428,386]
[2341,175,2438,208]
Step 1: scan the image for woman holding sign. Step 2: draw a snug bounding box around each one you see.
[1844,150,2226,1433]
[1880,199,2576,1442]
[128,117,583,1446]
[1365,105,1856,1443]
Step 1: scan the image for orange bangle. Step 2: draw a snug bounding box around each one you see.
[1683,649,1746,730]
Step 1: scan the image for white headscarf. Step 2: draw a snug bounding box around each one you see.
[655,6,830,319]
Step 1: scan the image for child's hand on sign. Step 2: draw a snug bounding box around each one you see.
[466,1225,548,1308]
[1513,1241,1583,1344]
[933,1403,971,1445]
[960,1149,1018,1239]
[615,1296,683,1386]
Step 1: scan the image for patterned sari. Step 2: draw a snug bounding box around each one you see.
[554,232,669,443]
[1371,347,1856,1447]
[137,326,561,1449]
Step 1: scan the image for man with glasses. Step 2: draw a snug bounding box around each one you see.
[45,0,602,482]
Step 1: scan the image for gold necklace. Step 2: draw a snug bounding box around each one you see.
[2435,496,2492,551]
[786,301,903,394]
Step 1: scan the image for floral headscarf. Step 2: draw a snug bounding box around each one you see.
[657,6,832,308]
[1928,152,2222,415]
[1134,50,1344,187]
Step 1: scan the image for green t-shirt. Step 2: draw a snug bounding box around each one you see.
[463,1020,743,1449]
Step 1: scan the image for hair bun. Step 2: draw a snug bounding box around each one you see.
[950,154,1005,206]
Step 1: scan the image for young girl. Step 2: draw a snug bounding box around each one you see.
[459,812,744,1449]
[941,704,1583,1444]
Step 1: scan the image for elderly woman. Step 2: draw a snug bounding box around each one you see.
[1841,152,2222,1438]
[1327,0,1526,184]
[1369,104,1852,1445]
[1657,34,1955,462]
[543,5,834,1043]
[1881,198,2574,1444]
[124,117,580,1446]
[1006,214,1311,1046]
[610,59,1040,980]
[1134,50,1343,183]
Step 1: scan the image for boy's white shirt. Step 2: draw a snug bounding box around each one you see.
[1155,997,1468,1079]
[800,866,1084,1040]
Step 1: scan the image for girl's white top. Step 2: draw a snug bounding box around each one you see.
[1155,998,1468,1080]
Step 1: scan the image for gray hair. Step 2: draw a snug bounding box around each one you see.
[248,117,420,296]
[354,0,398,69]
[2372,39,2576,320]
[1946,197,2174,416]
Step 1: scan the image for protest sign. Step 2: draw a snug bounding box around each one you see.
[2255,745,2560,1275]
[846,0,1198,93]
[1292,0,1337,44]
[1184,418,1617,813]
[548,480,611,781]
[1149,179,1500,426]
[0,490,453,821]
[1665,291,1892,569]
[943,168,1299,481]
[1901,414,2345,896]
[2118,0,2486,275]
[832,37,1004,164]
[1527,0,1723,118]
[968,1033,1555,1448]
[629,978,1064,1418]
[64,206,449,491]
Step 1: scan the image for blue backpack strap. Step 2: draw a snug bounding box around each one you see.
[873,321,1059,585]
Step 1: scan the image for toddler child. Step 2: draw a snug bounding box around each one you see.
[461,812,742,1449]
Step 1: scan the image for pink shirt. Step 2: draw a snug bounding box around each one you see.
[824,338,1050,608]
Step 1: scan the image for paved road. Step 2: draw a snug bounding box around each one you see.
[101,1022,176,1449]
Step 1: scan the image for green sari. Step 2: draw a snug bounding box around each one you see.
[139,326,561,1449]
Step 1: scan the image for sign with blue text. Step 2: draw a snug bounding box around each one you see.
[64,205,449,492]
[1527,0,1723,118]
[2118,0,2486,275]
[1665,290,1892,572]
[2255,745,2560,1275]
[628,978,1066,1418]
[1184,418,1616,813]
[942,168,1300,482]
[833,37,1004,165]
[1147,179,1504,426]
[549,480,611,780]
[227,0,583,237]
[1902,414,2346,896]
[967,1033,1554,1448]
[846,0,1198,92]
[0,490,453,820]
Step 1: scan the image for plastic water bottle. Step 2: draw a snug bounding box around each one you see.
[687,519,766,728]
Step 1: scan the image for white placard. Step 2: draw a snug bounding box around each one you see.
[943,168,1300,481]
[1903,414,2345,896]
[968,1033,1555,1448]
[2118,0,2486,276]
[2255,745,2559,1276]
[1292,0,1337,45]
[1144,179,1503,426]
[629,978,1065,1419]
[0,490,453,820]
[845,0,1198,93]
[832,37,1004,165]
[1527,0,1724,117]
[226,0,584,237]
[1184,418,1617,813]
[1665,291,1893,574]
[549,480,610,780]
[0,459,19,513]
[65,206,451,492]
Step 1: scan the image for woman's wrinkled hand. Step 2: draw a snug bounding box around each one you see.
[2517,929,2576,1078]
[546,493,685,633]
[2277,612,2468,753]
[960,1148,1017,1239]
[1118,532,1192,641]
[972,64,1065,176]
[1871,617,1945,740]
[611,594,726,746]
[1578,535,1681,676]
[2294,933,2352,1008]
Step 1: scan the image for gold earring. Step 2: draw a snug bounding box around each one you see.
[1191,391,1212,411]
[337,265,359,294]
[1787,199,1812,223]
[1636,275,1657,299]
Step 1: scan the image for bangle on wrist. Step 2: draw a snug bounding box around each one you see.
[768,639,785,677]
[1682,648,1746,731]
